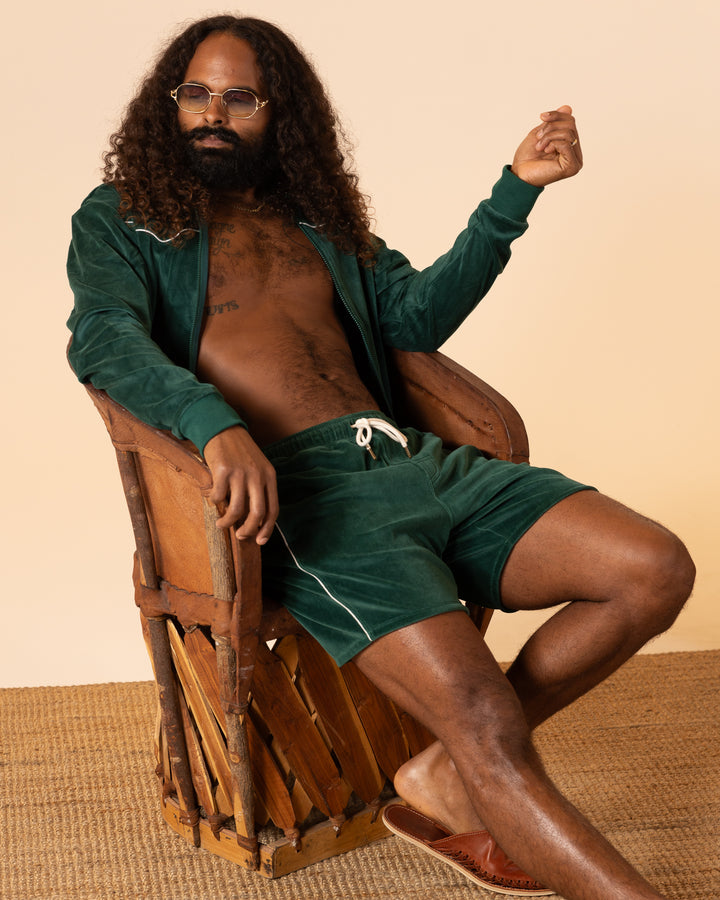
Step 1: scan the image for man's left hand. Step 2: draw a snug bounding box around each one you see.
[512,105,583,187]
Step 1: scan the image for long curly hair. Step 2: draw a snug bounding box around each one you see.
[103,16,376,262]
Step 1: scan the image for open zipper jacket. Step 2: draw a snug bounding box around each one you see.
[67,166,542,455]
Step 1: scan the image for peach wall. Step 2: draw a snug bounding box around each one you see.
[2,0,717,686]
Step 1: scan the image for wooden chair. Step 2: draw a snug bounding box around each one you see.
[83,348,529,878]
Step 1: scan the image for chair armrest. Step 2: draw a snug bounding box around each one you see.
[390,349,529,463]
[84,383,213,492]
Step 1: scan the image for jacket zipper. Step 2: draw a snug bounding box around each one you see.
[188,224,209,372]
[299,223,381,377]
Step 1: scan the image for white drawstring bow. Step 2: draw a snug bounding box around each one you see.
[352,417,411,459]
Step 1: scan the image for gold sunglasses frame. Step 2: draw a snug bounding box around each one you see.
[170,83,269,119]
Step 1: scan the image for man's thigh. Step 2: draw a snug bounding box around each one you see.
[355,609,526,743]
[498,490,686,611]
[440,457,592,612]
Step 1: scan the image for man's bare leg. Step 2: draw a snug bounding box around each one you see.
[501,492,695,727]
[392,493,695,833]
[357,611,668,899]
[354,492,694,899]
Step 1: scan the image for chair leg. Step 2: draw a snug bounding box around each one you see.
[146,615,202,847]
[215,636,260,869]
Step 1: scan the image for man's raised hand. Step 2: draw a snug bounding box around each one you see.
[511,105,583,187]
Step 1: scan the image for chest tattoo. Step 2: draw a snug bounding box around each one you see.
[205,299,240,316]
[209,222,236,256]
[208,218,329,283]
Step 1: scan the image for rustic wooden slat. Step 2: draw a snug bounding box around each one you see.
[273,637,334,752]
[157,706,173,800]
[273,635,300,677]
[274,638,331,752]
[341,660,411,780]
[290,778,314,825]
[251,642,349,821]
[245,714,298,842]
[177,688,218,819]
[295,634,384,806]
[249,703,315,827]
[185,629,296,837]
[253,712,315,826]
[167,621,234,817]
[395,707,437,757]
[183,628,225,727]
[468,602,495,637]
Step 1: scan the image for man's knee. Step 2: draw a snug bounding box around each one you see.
[626,525,695,632]
[449,691,540,793]
[436,677,535,769]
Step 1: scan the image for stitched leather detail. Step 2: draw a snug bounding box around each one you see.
[436,845,543,890]
[433,831,546,891]
[383,805,550,895]
[133,555,233,636]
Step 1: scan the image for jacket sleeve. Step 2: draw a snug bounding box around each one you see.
[66,189,245,455]
[370,167,543,351]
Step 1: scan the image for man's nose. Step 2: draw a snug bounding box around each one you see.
[202,94,227,124]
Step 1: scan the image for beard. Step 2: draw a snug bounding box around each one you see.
[181,126,279,193]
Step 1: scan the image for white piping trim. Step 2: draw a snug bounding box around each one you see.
[276,524,372,641]
[125,218,199,243]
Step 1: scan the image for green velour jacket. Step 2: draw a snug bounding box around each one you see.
[67,166,542,455]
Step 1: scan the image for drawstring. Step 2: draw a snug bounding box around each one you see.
[352,417,412,459]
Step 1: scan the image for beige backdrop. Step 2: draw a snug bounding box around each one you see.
[2,0,717,687]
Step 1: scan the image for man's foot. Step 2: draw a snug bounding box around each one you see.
[394,740,482,833]
[383,804,554,896]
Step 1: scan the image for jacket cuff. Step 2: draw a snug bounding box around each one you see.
[489,165,544,221]
[178,391,247,456]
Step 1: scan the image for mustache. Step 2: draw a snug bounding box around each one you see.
[183,126,244,147]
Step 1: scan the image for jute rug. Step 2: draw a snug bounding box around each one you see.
[1,651,718,900]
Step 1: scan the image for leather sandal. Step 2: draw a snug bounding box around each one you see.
[382,804,554,896]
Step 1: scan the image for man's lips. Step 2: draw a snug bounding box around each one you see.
[187,127,241,150]
[194,134,233,149]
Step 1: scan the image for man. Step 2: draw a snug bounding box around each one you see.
[67,15,695,899]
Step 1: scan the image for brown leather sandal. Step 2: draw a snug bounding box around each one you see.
[382,804,554,896]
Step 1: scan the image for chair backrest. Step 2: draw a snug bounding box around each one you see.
[86,381,237,602]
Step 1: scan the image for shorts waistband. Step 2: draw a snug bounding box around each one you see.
[264,410,401,459]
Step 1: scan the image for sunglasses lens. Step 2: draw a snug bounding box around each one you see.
[176,84,211,112]
[224,89,258,118]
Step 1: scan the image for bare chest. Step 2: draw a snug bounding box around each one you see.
[197,206,348,369]
[205,213,333,308]
[195,209,377,442]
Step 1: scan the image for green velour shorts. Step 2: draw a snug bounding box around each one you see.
[261,411,593,666]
